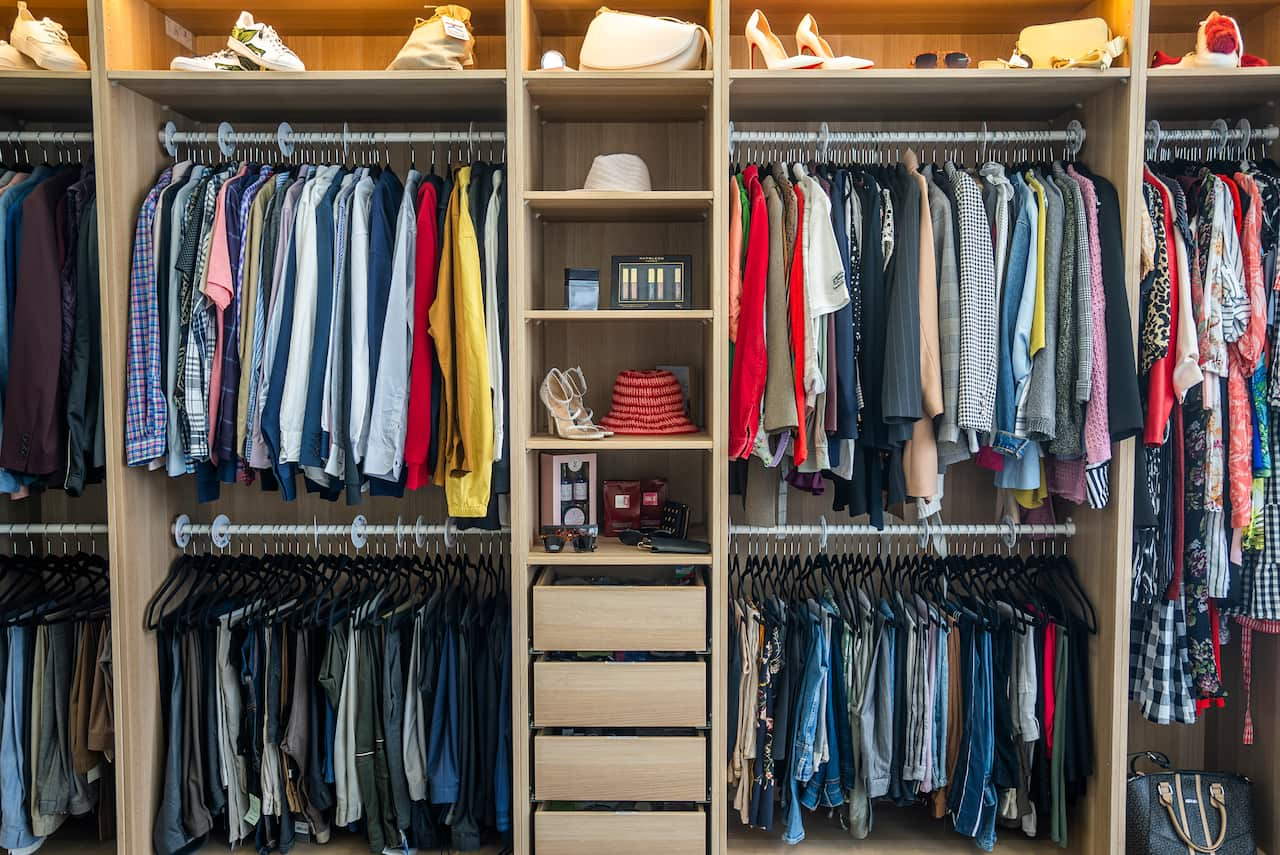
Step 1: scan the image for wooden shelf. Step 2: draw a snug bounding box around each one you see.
[524,309,713,321]
[729,68,1130,121]
[1146,68,1280,117]
[0,71,92,120]
[526,431,713,450]
[106,70,507,121]
[525,190,713,221]
[531,529,713,565]
[525,71,712,121]
[728,806,1054,852]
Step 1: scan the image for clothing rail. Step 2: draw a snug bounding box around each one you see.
[727,119,1086,159]
[0,523,107,535]
[159,120,506,159]
[1145,118,1279,158]
[172,513,510,550]
[0,131,94,144]
[730,518,1075,550]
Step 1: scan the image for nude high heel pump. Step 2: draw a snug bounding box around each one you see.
[795,13,874,69]
[540,369,607,440]
[745,10,821,70]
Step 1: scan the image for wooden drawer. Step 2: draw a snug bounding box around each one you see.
[533,658,706,727]
[535,805,705,855]
[532,568,707,651]
[534,734,707,801]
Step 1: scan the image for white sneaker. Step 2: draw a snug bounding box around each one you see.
[0,38,36,69]
[9,2,86,70]
[226,11,304,71]
[170,48,262,72]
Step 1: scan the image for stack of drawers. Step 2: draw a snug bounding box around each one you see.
[530,567,710,855]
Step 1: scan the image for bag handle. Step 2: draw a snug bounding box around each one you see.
[1129,751,1172,776]
[1157,780,1230,854]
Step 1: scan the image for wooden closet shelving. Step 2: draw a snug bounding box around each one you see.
[0,0,1265,850]
[0,70,92,117]
[728,68,1132,121]
[105,69,510,119]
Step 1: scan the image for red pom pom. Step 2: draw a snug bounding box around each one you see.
[1203,14,1239,55]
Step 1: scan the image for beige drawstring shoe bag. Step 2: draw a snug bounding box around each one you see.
[388,5,476,70]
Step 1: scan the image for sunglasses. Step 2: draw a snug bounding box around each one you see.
[542,530,597,554]
[911,51,970,69]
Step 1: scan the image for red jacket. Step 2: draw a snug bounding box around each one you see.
[728,167,769,458]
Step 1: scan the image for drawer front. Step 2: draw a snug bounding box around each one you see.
[535,808,705,855]
[532,584,706,651]
[533,660,706,727]
[534,734,706,801]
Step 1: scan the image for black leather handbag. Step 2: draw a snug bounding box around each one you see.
[1127,752,1255,855]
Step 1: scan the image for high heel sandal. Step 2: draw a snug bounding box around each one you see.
[745,10,822,70]
[540,369,608,440]
[562,367,614,437]
[795,14,874,69]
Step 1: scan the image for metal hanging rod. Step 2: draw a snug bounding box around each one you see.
[173,513,509,550]
[1145,118,1278,158]
[0,131,93,144]
[0,523,107,536]
[730,521,1074,537]
[731,516,1075,550]
[728,119,1086,159]
[160,120,505,159]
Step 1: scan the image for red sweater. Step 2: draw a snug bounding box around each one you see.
[404,180,439,490]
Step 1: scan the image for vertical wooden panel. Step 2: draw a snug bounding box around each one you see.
[507,0,532,849]
[711,0,729,847]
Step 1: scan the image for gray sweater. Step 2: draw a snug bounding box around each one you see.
[1049,165,1083,459]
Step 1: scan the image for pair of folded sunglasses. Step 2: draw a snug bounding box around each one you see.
[911,51,970,68]
[542,529,597,553]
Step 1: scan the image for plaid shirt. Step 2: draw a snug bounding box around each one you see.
[124,167,173,466]
[182,169,232,462]
[215,166,273,466]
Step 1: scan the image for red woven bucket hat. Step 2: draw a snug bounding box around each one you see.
[599,370,699,435]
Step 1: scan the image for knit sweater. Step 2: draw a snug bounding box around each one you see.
[1049,167,1083,459]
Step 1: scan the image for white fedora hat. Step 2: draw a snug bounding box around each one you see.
[581,153,651,192]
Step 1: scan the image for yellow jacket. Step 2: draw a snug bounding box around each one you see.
[429,167,494,515]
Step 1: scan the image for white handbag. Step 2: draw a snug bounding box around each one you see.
[579,7,710,71]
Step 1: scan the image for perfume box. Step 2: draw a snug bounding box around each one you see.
[610,255,693,309]
[540,452,598,534]
[564,267,599,310]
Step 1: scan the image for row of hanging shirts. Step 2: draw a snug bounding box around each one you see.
[124,138,509,521]
[1130,145,1280,731]
[726,137,1142,534]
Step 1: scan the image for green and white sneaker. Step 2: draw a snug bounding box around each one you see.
[226,11,304,71]
[170,48,263,71]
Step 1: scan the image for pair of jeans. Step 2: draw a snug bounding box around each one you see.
[948,619,996,851]
[783,607,825,845]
